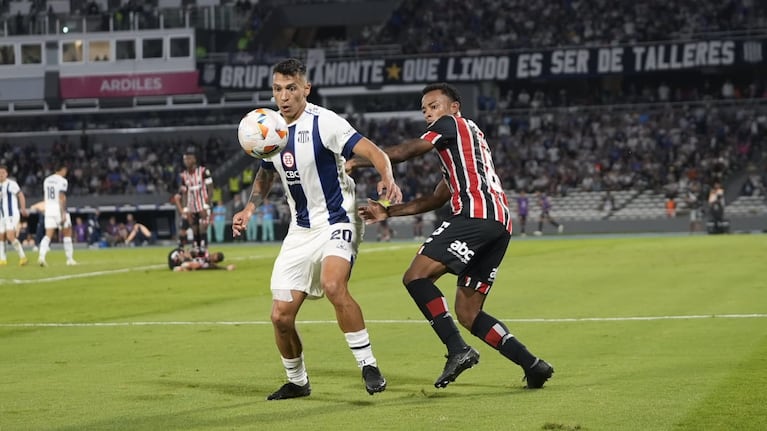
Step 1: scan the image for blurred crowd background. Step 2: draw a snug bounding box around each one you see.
[1,0,765,241]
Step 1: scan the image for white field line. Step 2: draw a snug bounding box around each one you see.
[0,245,415,285]
[2,314,765,328]
[3,244,761,327]
[0,265,165,284]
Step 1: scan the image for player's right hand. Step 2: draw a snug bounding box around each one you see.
[231,210,251,237]
[344,159,356,175]
[357,199,388,225]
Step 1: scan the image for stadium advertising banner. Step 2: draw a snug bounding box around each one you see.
[199,38,765,90]
[60,71,201,98]
[0,77,45,101]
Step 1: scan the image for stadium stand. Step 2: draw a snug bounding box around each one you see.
[340,0,767,54]
[1,0,766,238]
[727,194,767,216]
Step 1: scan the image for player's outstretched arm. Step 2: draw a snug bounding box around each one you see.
[346,138,432,174]
[233,168,274,237]
[359,180,450,225]
[351,137,403,204]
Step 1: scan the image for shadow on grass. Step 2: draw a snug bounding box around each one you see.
[46,370,534,431]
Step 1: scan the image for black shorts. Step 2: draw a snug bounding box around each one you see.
[184,212,208,228]
[418,215,510,294]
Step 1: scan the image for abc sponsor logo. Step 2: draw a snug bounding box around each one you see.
[448,240,474,264]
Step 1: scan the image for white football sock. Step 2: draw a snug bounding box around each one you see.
[345,328,377,368]
[39,236,51,260]
[282,354,308,386]
[63,237,74,260]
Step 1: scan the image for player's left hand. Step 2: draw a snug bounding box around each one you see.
[358,199,388,225]
[377,180,402,205]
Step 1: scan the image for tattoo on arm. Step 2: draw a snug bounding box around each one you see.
[248,189,263,208]
[248,169,274,208]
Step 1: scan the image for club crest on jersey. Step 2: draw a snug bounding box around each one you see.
[281,151,295,168]
[296,130,310,144]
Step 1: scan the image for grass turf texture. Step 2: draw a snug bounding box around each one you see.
[1,234,765,430]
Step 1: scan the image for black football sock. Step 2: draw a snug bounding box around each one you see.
[406,278,467,354]
[471,311,536,369]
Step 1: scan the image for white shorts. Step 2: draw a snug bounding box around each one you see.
[44,212,72,230]
[0,214,20,234]
[271,221,362,301]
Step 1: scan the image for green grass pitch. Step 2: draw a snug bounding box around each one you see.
[1,234,765,430]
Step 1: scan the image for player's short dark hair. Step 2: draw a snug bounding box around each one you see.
[422,83,461,105]
[168,247,184,269]
[0,164,7,171]
[273,58,307,79]
[211,251,224,263]
[183,146,197,156]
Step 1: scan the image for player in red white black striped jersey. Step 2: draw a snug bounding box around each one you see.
[352,83,553,390]
[178,149,214,249]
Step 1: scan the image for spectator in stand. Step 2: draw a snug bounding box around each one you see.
[103,216,124,247]
[665,196,677,218]
[86,212,102,247]
[73,216,89,243]
[124,216,154,246]
[246,207,259,242]
[258,201,276,242]
[741,172,765,196]
[708,181,726,222]
[601,190,616,215]
[357,0,767,54]
[211,201,228,243]
[229,174,242,201]
[685,182,704,233]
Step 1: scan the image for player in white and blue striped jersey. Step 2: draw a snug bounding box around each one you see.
[0,165,28,266]
[232,58,402,400]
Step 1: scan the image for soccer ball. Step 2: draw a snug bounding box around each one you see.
[237,108,289,159]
